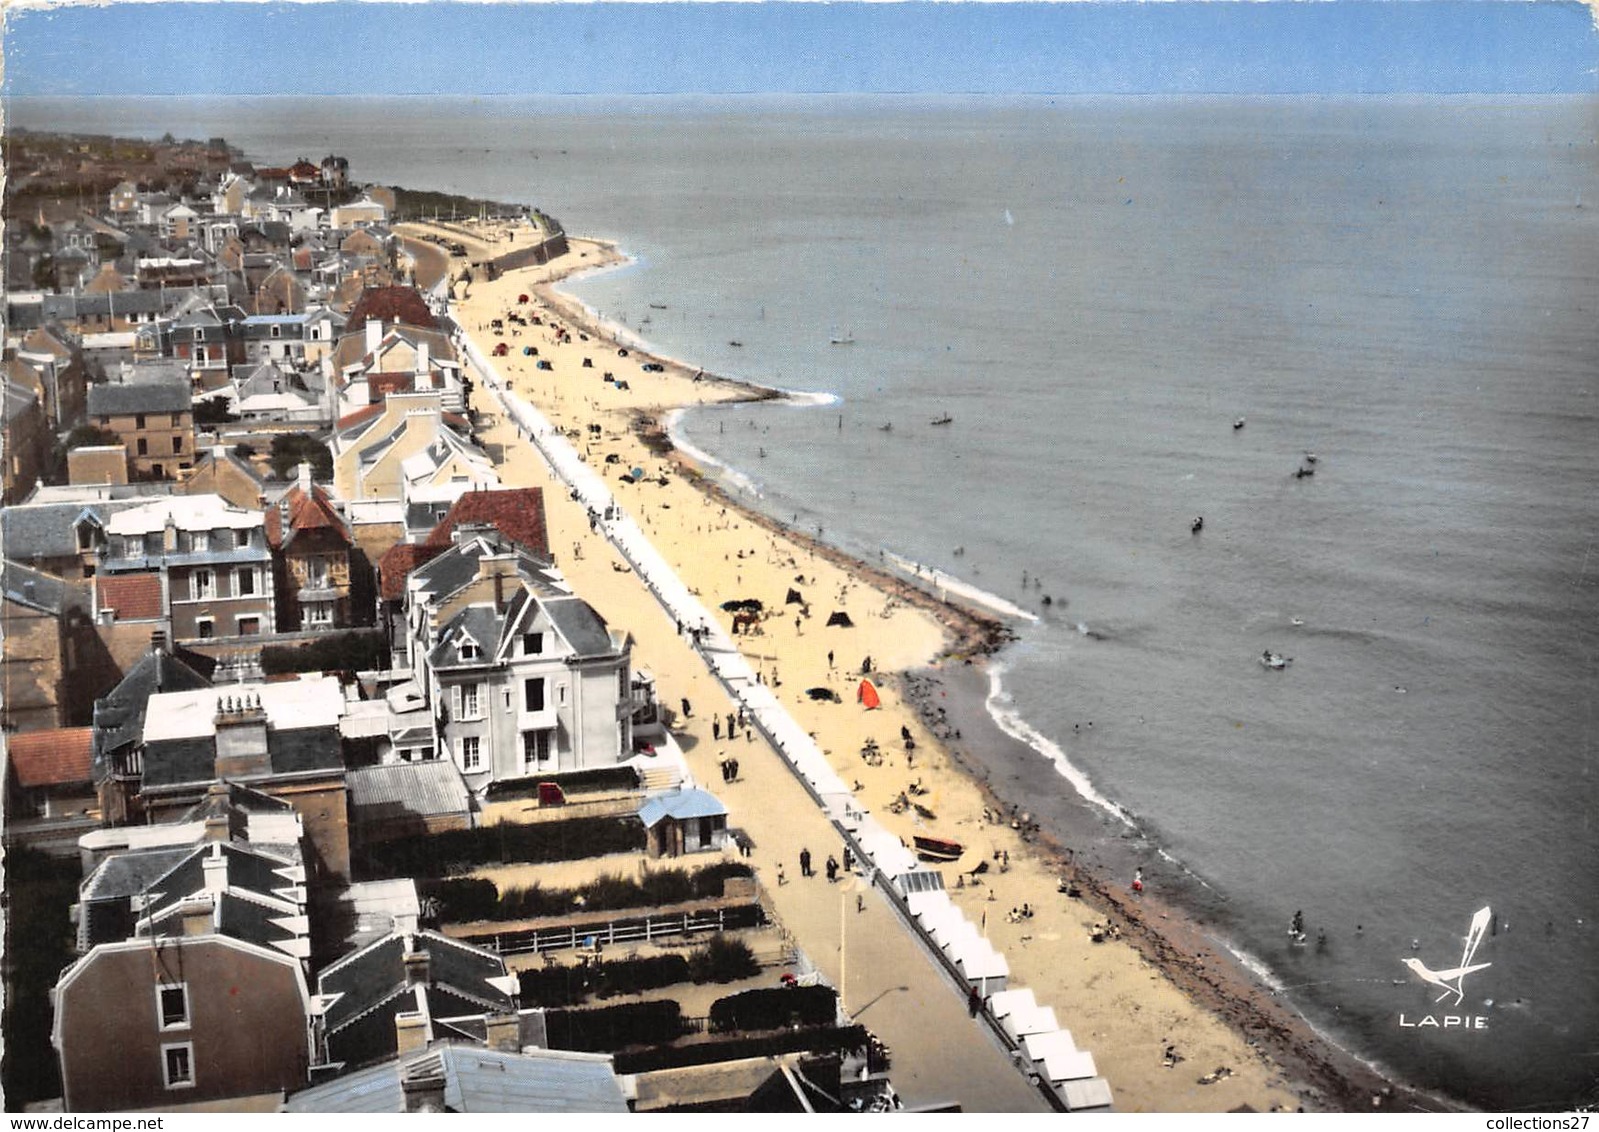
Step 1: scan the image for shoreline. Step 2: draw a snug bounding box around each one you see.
[439,227,1441,1112]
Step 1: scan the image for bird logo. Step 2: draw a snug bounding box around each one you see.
[1402,907,1493,1007]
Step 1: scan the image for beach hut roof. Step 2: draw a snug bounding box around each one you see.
[637,788,727,829]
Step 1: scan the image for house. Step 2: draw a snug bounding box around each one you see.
[99,493,276,642]
[171,304,244,390]
[251,264,308,315]
[109,179,140,216]
[3,373,51,504]
[330,391,491,504]
[114,675,351,880]
[160,202,199,242]
[52,789,316,1112]
[67,445,131,488]
[422,487,549,559]
[329,196,387,230]
[86,380,196,480]
[1,560,102,731]
[283,1044,628,1114]
[329,319,465,415]
[0,488,176,582]
[240,312,310,363]
[405,530,639,795]
[16,325,90,428]
[176,445,267,510]
[265,464,366,631]
[5,726,97,821]
[314,929,517,1071]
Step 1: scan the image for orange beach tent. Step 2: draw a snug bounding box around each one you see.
[857,679,881,710]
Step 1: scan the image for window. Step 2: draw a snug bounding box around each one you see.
[191,569,214,600]
[162,1042,195,1089]
[236,568,255,596]
[157,984,189,1029]
[237,616,261,636]
[236,529,253,549]
[190,530,208,553]
[522,730,551,768]
[558,683,568,707]
[305,603,332,625]
[137,438,149,456]
[196,618,214,640]
[461,736,481,771]
[523,632,544,656]
[171,412,183,426]
[193,328,204,342]
[460,683,482,718]
[135,413,147,429]
[172,435,184,454]
[459,638,480,661]
[523,678,545,713]
[305,557,329,587]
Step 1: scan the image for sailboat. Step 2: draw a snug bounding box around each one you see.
[829,326,855,345]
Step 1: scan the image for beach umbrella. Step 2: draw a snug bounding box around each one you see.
[630,467,645,480]
[857,680,881,710]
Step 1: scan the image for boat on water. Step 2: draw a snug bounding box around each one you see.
[930,414,953,426]
[1260,650,1291,670]
[913,835,964,862]
[829,327,855,345]
[649,302,667,310]
[728,340,743,347]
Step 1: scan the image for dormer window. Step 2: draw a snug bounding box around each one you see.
[459,638,481,661]
[193,328,204,342]
[523,632,544,656]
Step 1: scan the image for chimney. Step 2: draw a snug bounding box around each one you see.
[402,947,431,987]
[297,460,312,494]
[414,339,430,386]
[484,1013,521,1053]
[400,1054,446,1112]
[151,629,168,655]
[202,843,229,894]
[394,1010,431,1059]
[180,895,215,937]
[364,317,382,358]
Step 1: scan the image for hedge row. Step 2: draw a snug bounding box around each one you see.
[612,1024,875,1076]
[483,766,641,799]
[353,816,646,880]
[518,936,760,1006]
[545,999,684,1052]
[420,861,753,922]
[709,984,839,1034]
[260,629,385,675]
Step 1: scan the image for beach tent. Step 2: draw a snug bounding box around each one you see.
[785,587,804,605]
[826,610,854,628]
[857,680,880,710]
[720,599,763,612]
[806,687,841,703]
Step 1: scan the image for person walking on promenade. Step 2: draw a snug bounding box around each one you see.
[799,848,813,878]
[680,697,692,719]
[728,757,739,780]
[825,855,839,882]
[777,863,787,886]
[726,712,736,738]
[968,986,982,1017]
[713,718,722,741]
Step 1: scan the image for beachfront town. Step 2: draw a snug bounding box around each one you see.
[0,132,1337,1114]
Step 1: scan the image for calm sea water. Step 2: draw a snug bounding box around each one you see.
[13,94,1598,1110]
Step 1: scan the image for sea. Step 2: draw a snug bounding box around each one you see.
[11,93,1598,1111]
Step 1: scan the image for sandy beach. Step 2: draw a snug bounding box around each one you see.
[400,221,1423,1112]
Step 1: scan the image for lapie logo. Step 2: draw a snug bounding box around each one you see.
[1397,906,1492,1032]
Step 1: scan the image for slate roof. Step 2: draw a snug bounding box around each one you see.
[319,930,511,1032]
[2,499,153,563]
[544,596,616,658]
[429,605,502,670]
[88,381,191,417]
[282,1045,627,1114]
[346,762,470,820]
[95,573,164,620]
[423,489,549,560]
[1,559,87,615]
[7,727,95,788]
[140,724,344,790]
[77,846,196,949]
[91,647,216,774]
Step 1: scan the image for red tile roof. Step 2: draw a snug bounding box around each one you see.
[336,403,385,432]
[424,488,549,559]
[9,727,95,788]
[378,541,445,601]
[95,574,164,621]
[266,483,350,548]
[345,286,438,331]
[369,372,415,400]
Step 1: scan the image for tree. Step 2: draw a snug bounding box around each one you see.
[268,433,332,480]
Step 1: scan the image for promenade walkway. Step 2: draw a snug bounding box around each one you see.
[452,327,1054,1111]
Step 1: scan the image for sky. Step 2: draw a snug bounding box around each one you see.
[2,1,1596,97]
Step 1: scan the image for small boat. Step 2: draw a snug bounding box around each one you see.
[930,414,954,426]
[1294,466,1315,479]
[1260,650,1291,670]
[1191,516,1204,534]
[728,340,743,347]
[1233,417,1246,430]
[878,423,893,432]
[914,835,964,862]
[829,327,855,345]
[649,302,668,310]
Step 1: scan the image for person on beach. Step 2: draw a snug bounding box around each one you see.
[799,848,813,878]
[713,719,722,741]
[825,855,839,882]
[680,697,692,719]
[777,863,787,886]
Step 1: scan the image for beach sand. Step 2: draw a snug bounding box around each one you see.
[402,223,1417,1112]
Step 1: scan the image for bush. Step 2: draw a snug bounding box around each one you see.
[2,849,81,1105]
[421,877,499,923]
[260,629,386,674]
[484,766,640,799]
[688,934,759,984]
[545,1000,684,1052]
[268,432,332,480]
[709,985,838,1034]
